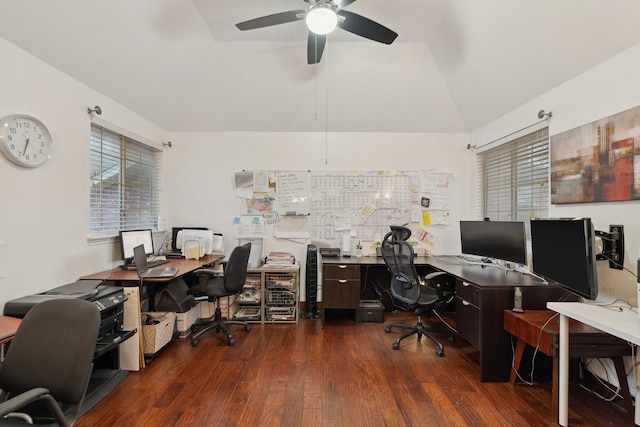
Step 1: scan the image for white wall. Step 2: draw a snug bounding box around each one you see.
[165,132,473,299]
[0,38,169,310]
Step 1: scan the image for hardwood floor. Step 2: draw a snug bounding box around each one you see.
[77,311,632,426]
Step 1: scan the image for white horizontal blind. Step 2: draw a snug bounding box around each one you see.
[479,128,549,222]
[90,124,161,236]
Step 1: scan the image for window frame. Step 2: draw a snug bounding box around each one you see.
[89,122,162,240]
[477,127,550,222]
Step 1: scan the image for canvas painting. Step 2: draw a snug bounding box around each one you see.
[551,105,640,204]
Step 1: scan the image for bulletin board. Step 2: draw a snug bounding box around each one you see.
[233,169,452,249]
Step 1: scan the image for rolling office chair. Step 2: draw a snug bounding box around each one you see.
[381,226,454,356]
[0,298,100,426]
[188,242,252,347]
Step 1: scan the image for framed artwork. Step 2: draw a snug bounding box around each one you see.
[551,104,640,204]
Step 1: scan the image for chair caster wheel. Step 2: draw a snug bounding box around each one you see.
[245,325,251,332]
[448,335,455,344]
[392,343,400,350]
[385,327,392,333]
[436,349,444,357]
[191,339,199,347]
[227,338,235,346]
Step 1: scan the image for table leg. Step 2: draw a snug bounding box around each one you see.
[558,313,568,426]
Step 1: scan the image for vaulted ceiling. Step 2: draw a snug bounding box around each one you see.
[1,0,640,133]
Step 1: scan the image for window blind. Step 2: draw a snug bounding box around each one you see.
[89,124,161,236]
[478,128,549,222]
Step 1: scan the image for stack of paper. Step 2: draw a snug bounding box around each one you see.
[265,252,295,267]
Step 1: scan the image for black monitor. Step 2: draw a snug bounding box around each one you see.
[459,220,527,265]
[119,229,154,262]
[530,218,598,300]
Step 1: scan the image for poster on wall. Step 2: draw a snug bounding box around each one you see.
[550,104,640,203]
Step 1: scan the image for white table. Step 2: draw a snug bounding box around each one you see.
[547,302,639,426]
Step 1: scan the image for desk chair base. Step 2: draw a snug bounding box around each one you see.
[385,312,452,356]
[190,306,251,347]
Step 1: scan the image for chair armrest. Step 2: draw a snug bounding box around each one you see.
[193,268,221,277]
[0,387,49,417]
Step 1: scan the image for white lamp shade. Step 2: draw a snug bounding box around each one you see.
[306,5,337,35]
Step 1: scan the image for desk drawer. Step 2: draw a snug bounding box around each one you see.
[323,279,360,308]
[456,280,480,307]
[323,264,360,280]
[456,296,480,348]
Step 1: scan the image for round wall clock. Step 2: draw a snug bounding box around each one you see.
[0,114,53,168]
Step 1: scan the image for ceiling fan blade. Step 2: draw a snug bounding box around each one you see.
[307,32,327,64]
[337,10,398,44]
[236,10,305,31]
[336,0,358,8]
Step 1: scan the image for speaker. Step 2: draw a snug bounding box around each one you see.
[301,244,320,319]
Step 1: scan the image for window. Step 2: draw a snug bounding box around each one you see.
[90,124,161,236]
[478,128,549,221]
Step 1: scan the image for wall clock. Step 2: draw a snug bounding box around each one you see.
[0,114,53,168]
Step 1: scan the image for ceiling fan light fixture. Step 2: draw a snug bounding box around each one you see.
[306,4,338,35]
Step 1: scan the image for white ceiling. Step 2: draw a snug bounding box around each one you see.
[1,0,640,133]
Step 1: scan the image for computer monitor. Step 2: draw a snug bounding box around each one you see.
[119,229,154,262]
[530,218,598,300]
[459,220,527,265]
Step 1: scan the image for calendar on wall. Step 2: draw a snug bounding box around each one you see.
[310,170,420,246]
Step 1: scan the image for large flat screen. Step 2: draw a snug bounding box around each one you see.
[119,229,154,261]
[459,220,527,265]
[530,218,598,300]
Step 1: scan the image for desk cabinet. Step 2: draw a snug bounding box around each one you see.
[450,274,570,382]
[322,263,361,326]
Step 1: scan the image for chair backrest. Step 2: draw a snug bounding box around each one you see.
[381,227,421,305]
[223,243,252,293]
[0,298,100,404]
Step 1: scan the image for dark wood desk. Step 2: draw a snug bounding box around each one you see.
[503,309,632,421]
[321,255,571,382]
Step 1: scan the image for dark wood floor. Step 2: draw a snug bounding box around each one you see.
[76,311,632,427]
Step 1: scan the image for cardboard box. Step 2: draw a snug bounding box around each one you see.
[199,295,235,319]
[175,305,199,338]
[142,311,176,354]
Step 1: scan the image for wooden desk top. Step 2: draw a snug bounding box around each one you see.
[503,309,629,356]
[80,254,224,283]
[0,315,22,345]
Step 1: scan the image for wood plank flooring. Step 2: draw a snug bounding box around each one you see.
[76,311,632,426]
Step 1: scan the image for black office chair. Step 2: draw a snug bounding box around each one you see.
[381,226,454,356]
[188,243,252,347]
[0,298,100,426]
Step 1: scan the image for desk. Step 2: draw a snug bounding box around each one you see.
[0,315,21,344]
[81,254,224,370]
[321,255,571,382]
[548,302,640,426]
[503,309,632,420]
[81,254,224,284]
[0,315,21,359]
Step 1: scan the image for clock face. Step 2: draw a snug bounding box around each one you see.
[0,114,53,168]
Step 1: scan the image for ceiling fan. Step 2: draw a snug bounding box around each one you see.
[236,0,398,64]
